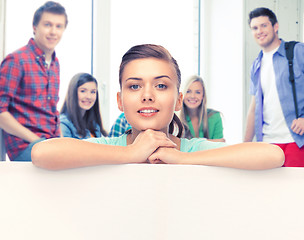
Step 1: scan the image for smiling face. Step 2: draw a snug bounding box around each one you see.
[77,81,97,112]
[250,16,279,52]
[33,12,66,58]
[117,58,182,133]
[183,81,204,111]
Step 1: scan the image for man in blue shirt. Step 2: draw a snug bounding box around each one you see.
[244,7,304,166]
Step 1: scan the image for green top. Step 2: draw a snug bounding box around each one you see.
[86,133,226,152]
[186,109,223,139]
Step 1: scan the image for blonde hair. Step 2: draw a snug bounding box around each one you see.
[180,75,208,138]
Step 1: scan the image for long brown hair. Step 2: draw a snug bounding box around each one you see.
[119,44,184,137]
[60,73,108,137]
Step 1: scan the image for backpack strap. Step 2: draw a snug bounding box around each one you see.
[285,41,299,118]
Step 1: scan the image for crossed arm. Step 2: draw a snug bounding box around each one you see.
[32,129,284,171]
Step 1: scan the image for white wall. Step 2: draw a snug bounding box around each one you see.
[93,0,199,129]
[201,0,244,144]
[6,1,299,145]
[2,0,246,143]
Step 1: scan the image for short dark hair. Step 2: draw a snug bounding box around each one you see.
[33,1,68,27]
[248,7,278,26]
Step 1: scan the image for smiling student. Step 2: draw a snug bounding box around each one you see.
[0,1,67,161]
[180,75,224,142]
[32,44,284,170]
[60,73,107,139]
[244,7,304,166]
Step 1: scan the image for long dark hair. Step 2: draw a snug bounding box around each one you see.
[60,73,107,137]
[119,44,184,137]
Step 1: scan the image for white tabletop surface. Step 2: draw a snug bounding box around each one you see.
[1,162,304,240]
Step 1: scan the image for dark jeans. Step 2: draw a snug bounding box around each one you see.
[14,138,46,161]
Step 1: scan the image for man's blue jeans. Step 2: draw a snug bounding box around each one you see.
[14,138,46,161]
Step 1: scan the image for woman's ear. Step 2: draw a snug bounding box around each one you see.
[175,92,183,111]
[117,92,123,112]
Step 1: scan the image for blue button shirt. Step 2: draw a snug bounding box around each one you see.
[60,113,102,139]
[250,39,304,148]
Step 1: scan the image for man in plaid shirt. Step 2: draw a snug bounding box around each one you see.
[0,1,68,161]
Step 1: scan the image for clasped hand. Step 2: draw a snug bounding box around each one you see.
[129,129,182,164]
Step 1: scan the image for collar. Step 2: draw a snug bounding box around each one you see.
[185,114,204,138]
[257,38,286,60]
[276,39,286,57]
[28,38,57,61]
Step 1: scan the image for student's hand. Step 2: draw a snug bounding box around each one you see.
[130,129,177,163]
[30,136,42,143]
[148,147,186,164]
[291,118,304,135]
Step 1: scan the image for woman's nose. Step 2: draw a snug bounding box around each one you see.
[142,96,153,102]
[85,93,92,99]
[142,88,154,102]
[189,92,195,98]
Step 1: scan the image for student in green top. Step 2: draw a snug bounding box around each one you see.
[180,75,225,142]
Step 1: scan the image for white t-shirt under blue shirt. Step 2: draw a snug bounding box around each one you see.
[260,47,293,143]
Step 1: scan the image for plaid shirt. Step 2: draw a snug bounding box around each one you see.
[108,113,132,137]
[0,38,60,160]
